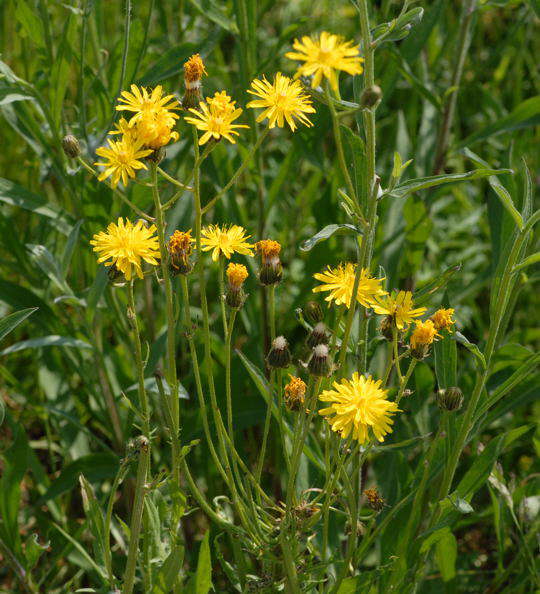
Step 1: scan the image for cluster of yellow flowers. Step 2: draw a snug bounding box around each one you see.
[89,33,456,451]
[95,86,180,187]
[92,31,365,186]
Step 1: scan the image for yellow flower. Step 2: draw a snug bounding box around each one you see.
[285,31,364,91]
[284,375,307,410]
[116,84,179,125]
[90,218,160,280]
[247,72,315,131]
[430,308,455,332]
[371,291,426,330]
[410,319,439,350]
[313,263,386,308]
[201,224,254,262]
[135,110,180,149]
[255,239,281,263]
[110,117,136,139]
[94,136,152,188]
[226,262,249,289]
[184,91,248,145]
[319,373,399,443]
[168,230,194,274]
[184,54,207,84]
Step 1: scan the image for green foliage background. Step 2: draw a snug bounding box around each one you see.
[0,0,538,592]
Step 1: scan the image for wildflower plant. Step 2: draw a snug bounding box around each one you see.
[1,3,538,594]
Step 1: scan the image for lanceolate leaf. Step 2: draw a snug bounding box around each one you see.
[300,224,359,251]
[0,307,37,343]
[388,168,513,199]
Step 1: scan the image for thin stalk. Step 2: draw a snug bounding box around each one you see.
[225,308,237,442]
[392,326,403,383]
[268,285,276,341]
[122,286,150,594]
[432,0,477,175]
[219,258,229,337]
[78,157,153,221]
[201,128,269,214]
[255,372,274,483]
[104,461,129,587]
[396,358,417,405]
[325,84,358,209]
[150,163,181,486]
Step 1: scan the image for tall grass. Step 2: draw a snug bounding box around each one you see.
[0,1,538,593]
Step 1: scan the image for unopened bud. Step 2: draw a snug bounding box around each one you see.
[360,85,382,108]
[303,301,324,325]
[437,387,463,412]
[62,134,81,158]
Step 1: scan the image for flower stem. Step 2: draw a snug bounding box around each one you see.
[201,128,269,215]
[396,358,416,405]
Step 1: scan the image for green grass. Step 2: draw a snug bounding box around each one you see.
[0,1,539,592]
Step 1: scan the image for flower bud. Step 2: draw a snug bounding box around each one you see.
[308,343,331,377]
[255,240,283,286]
[182,54,206,110]
[267,336,291,369]
[303,300,324,325]
[168,230,194,275]
[62,134,81,158]
[437,387,463,412]
[360,85,382,109]
[284,375,306,411]
[364,488,385,512]
[379,315,394,341]
[225,263,248,309]
[307,322,329,348]
[410,320,439,360]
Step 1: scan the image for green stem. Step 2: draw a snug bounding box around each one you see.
[255,372,274,484]
[396,358,417,405]
[122,456,149,594]
[150,163,181,485]
[78,157,153,221]
[392,326,403,383]
[225,308,237,442]
[201,128,269,214]
[268,285,276,342]
[219,258,229,337]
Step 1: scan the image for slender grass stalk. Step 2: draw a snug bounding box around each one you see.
[122,282,150,594]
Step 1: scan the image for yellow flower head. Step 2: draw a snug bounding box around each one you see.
[313,263,386,308]
[226,262,249,289]
[94,136,152,188]
[201,224,254,262]
[184,91,249,145]
[410,319,439,350]
[371,290,427,330]
[255,239,281,263]
[247,72,315,131]
[110,117,136,139]
[184,53,207,84]
[169,230,194,255]
[285,31,364,92]
[430,308,455,332]
[116,84,179,125]
[284,375,307,410]
[134,109,180,149]
[90,217,160,280]
[319,372,400,443]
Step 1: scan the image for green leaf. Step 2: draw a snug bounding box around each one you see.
[62,220,83,276]
[0,308,37,343]
[457,95,540,147]
[453,331,486,370]
[79,475,107,570]
[1,335,92,356]
[414,265,461,306]
[0,178,70,234]
[154,544,185,593]
[189,0,238,33]
[300,223,359,251]
[513,252,540,273]
[434,529,457,582]
[27,244,72,294]
[15,0,45,46]
[194,530,212,594]
[388,168,512,200]
[434,334,457,389]
[40,453,119,503]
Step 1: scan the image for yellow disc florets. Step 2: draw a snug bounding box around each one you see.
[409,319,440,359]
[226,263,249,289]
[255,239,281,262]
[184,54,207,84]
[430,308,455,332]
[284,375,307,411]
